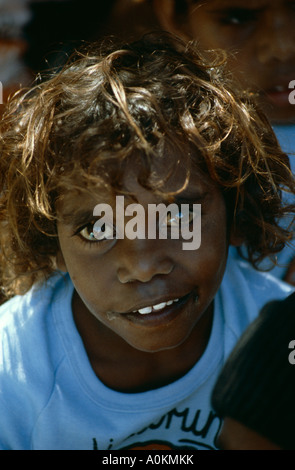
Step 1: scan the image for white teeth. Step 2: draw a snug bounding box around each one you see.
[137,306,153,315]
[135,298,180,315]
[153,302,168,311]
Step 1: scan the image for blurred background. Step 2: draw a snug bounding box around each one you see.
[3,1,295,124]
[0,0,159,101]
[3,0,295,125]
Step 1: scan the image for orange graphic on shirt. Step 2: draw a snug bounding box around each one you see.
[129,442,173,450]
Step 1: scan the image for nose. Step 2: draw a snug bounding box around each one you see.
[256,10,295,64]
[117,239,175,284]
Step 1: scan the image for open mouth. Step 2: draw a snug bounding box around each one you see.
[125,292,195,323]
[133,297,182,315]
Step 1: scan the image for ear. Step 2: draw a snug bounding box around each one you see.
[55,250,68,273]
[152,0,191,40]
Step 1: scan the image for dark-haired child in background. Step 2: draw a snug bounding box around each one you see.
[212,292,295,450]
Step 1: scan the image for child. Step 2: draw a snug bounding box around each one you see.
[152,0,295,125]
[0,33,294,450]
[211,292,295,450]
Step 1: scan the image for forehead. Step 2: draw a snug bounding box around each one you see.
[124,158,215,200]
[56,155,217,220]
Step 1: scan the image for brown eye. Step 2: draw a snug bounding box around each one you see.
[163,209,195,227]
[92,220,115,241]
[76,220,117,253]
[220,8,259,26]
[79,222,114,242]
[79,225,98,242]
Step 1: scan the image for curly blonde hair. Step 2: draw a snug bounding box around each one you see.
[0,33,294,297]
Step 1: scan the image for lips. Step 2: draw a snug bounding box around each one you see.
[134,297,180,315]
[264,80,295,107]
[121,292,197,327]
[125,291,191,315]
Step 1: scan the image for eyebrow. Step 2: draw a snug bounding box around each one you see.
[58,191,112,227]
[60,190,209,227]
[173,190,209,204]
[61,208,96,227]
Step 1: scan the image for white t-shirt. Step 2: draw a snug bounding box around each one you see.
[0,255,293,450]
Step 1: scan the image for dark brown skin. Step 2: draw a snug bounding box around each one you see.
[56,161,239,392]
[153,0,295,124]
[284,255,295,285]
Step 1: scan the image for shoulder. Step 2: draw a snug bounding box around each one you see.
[0,274,74,449]
[219,250,294,345]
[0,273,72,399]
[0,273,67,341]
[225,248,294,299]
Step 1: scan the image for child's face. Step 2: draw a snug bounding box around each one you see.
[156,0,295,124]
[217,417,281,450]
[56,160,232,355]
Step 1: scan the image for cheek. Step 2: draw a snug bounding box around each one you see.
[188,17,221,48]
[187,12,256,60]
[67,254,111,289]
[195,241,228,287]
[202,214,229,277]
[229,49,257,79]
[187,12,233,49]
[57,237,112,300]
[180,211,229,286]
[66,254,116,319]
